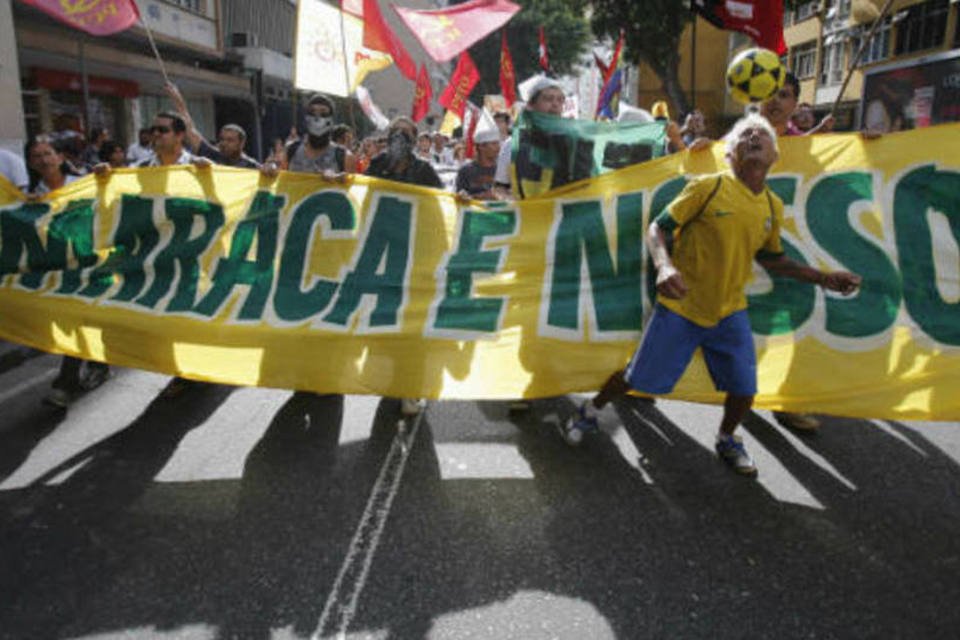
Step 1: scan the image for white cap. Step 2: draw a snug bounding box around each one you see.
[617,103,654,123]
[518,74,564,104]
[473,109,500,144]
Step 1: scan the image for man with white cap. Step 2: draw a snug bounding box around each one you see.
[455,110,501,200]
[493,74,566,200]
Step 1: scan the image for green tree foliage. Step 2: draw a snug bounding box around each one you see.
[465,0,591,102]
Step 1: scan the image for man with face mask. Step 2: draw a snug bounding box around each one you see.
[364,116,442,188]
[274,94,357,177]
[363,117,441,416]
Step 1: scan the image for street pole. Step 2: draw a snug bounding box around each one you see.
[79,39,91,134]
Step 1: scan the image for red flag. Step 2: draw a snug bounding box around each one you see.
[19,0,139,36]
[538,26,550,71]
[393,0,520,63]
[692,0,786,55]
[594,53,610,84]
[499,31,517,107]
[438,52,480,120]
[411,64,433,122]
[363,0,417,80]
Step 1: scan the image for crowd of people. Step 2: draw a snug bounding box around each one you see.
[0,70,867,476]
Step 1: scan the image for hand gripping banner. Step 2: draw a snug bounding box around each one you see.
[1,125,959,420]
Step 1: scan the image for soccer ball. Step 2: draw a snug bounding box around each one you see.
[726,47,785,105]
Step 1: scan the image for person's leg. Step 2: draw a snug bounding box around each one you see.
[719,394,753,437]
[563,305,701,445]
[700,311,759,475]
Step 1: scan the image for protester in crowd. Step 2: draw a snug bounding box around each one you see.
[452,142,466,166]
[364,116,442,415]
[790,102,817,133]
[25,135,110,407]
[53,131,89,175]
[355,136,379,174]
[97,140,128,168]
[163,83,259,169]
[563,113,861,473]
[680,109,707,146]
[416,132,433,162]
[25,135,82,194]
[455,113,500,200]
[92,112,212,399]
[127,127,153,165]
[493,111,511,140]
[0,147,29,191]
[265,137,285,165]
[82,127,110,168]
[265,93,355,176]
[331,124,355,150]
[431,132,454,165]
[366,116,442,189]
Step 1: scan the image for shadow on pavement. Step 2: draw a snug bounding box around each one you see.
[0,392,958,639]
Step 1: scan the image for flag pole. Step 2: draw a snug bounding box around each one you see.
[830,0,895,117]
[690,15,697,112]
[140,17,172,85]
[338,5,359,132]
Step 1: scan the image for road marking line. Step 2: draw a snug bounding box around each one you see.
[311,408,425,640]
[0,369,57,405]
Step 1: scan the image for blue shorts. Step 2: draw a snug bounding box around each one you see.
[624,305,757,396]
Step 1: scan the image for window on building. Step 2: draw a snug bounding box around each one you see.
[820,40,846,86]
[850,18,892,66]
[895,0,949,55]
[163,0,205,14]
[796,1,819,21]
[790,41,818,79]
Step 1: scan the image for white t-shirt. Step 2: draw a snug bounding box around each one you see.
[34,173,79,195]
[494,139,512,185]
[0,148,29,191]
[127,142,154,165]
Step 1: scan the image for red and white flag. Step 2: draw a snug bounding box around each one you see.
[538,26,550,71]
[19,0,140,36]
[393,0,520,63]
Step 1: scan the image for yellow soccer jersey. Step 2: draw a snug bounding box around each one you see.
[655,172,784,327]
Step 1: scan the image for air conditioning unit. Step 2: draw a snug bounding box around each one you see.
[230,32,259,48]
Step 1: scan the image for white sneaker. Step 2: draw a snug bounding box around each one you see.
[401,398,425,415]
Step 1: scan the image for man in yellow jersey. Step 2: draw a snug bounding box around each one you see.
[562,113,861,476]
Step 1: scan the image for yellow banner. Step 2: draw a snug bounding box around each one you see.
[2,125,959,420]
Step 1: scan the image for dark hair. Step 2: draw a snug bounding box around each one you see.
[139,127,152,136]
[493,112,510,123]
[331,124,352,144]
[220,123,247,142]
[307,93,336,114]
[797,101,814,110]
[89,127,107,142]
[155,111,187,133]
[784,72,800,100]
[98,140,124,163]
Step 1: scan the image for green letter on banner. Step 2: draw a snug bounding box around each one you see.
[547,193,644,332]
[0,199,96,292]
[806,172,901,337]
[895,165,960,346]
[748,177,815,335]
[323,196,412,328]
[80,194,159,300]
[194,191,284,319]
[136,197,224,312]
[434,209,516,332]
[274,191,356,322]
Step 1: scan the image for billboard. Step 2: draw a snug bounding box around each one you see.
[860,50,960,132]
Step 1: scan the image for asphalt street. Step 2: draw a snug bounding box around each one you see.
[1,342,959,639]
